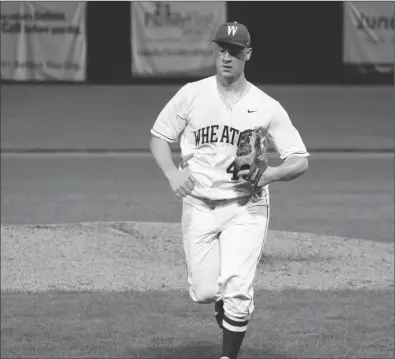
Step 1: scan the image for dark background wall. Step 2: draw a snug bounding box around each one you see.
[228,1,343,84]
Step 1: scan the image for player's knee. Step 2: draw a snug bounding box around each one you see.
[189,282,217,304]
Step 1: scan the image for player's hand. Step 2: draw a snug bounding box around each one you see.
[166,167,197,199]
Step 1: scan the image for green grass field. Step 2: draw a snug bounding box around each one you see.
[2,290,393,358]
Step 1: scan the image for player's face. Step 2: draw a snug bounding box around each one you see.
[214,43,252,80]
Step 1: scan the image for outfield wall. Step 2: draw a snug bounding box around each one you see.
[1,2,393,85]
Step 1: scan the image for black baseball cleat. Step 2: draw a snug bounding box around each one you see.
[215,299,224,329]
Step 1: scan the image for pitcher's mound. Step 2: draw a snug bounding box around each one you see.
[1,221,393,292]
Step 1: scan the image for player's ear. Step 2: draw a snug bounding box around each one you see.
[244,47,252,61]
[212,42,220,56]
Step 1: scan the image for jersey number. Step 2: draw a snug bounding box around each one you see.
[226,161,239,181]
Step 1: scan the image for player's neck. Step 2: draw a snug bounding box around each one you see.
[216,73,247,94]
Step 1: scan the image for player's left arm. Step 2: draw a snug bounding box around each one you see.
[261,155,308,186]
[255,103,309,187]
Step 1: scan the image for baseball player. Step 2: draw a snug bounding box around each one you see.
[150,21,309,359]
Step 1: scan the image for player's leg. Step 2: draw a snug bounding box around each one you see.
[181,196,222,304]
[218,199,269,358]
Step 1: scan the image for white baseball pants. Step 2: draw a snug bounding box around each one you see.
[181,194,269,332]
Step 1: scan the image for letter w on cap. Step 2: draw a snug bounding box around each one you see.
[228,25,238,36]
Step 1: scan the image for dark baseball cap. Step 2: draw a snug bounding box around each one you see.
[213,21,251,48]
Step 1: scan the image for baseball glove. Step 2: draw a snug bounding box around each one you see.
[234,127,269,193]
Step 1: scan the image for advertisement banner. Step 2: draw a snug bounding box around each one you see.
[131,1,227,77]
[343,1,394,69]
[1,1,86,81]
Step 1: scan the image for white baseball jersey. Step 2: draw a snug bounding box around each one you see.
[151,75,309,202]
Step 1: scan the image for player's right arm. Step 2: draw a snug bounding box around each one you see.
[149,84,197,199]
[150,137,196,198]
